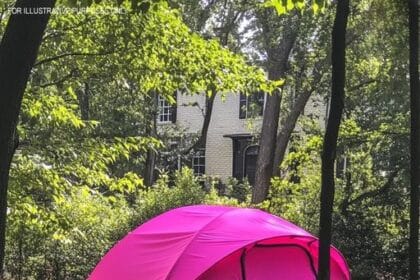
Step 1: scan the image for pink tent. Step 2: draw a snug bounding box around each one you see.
[89,205,350,280]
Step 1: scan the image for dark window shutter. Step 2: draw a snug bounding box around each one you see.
[239,93,247,119]
[171,92,177,123]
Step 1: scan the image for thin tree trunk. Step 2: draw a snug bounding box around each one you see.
[183,8,235,156]
[144,148,156,187]
[144,93,158,187]
[409,0,419,279]
[0,1,55,275]
[77,82,90,120]
[317,0,349,279]
[252,88,282,203]
[272,89,312,176]
[252,13,299,204]
[191,90,216,151]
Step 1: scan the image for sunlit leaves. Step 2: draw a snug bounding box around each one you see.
[263,0,327,15]
[6,1,283,278]
[133,2,278,96]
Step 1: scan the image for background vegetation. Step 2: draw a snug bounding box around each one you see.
[0,0,416,279]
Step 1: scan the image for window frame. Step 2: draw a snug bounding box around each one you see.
[192,149,205,176]
[239,91,265,119]
[157,95,176,124]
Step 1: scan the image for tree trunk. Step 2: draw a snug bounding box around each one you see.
[144,148,156,187]
[251,13,299,204]
[317,0,349,279]
[77,82,90,120]
[409,0,419,279]
[191,90,216,151]
[272,89,312,177]
[272,57,327,177]
[0,0,55,275]
[144,93,158,187]
[184,7,236,155]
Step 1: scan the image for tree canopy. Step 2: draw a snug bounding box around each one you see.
[0,0,417,279]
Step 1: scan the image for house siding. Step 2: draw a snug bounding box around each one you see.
[176,92,206,133]
[174,92,261,181]
[206,94,262,181]
[163,91,326,182]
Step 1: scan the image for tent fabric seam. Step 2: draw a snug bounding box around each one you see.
[165,206,239,280]
[195,235,318,280]
[89,205,351,280]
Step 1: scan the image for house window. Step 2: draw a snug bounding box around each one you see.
[158,95,176,123]
[192,149,205,176]
[239,91,265,119]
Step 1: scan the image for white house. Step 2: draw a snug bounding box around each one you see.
[157,91,326,184]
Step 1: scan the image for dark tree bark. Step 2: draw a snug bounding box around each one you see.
[178,92,216,159]
[0,0,56,276]
[77,82,90,120]
[409,0,419,279]
[317,0,349,279]
[252,13,299,204]
[144,147,157,187]
[190,90,216,152]
[144,93,158,187]
[251,86,282,204]
[272,58,327,177]
[272,88,313,177]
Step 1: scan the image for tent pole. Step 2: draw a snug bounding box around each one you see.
[240,249,247,280]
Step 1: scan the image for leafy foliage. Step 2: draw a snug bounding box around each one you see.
[267,118,409,278]
[1,0,413,279]
[4,1,275,279]
[263,0,327,15]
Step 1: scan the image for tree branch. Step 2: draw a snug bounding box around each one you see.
[42,18,90,42]
[36,70,76,88]
[33,50,114,67]
[347,78,377,92]
[348,169,400,206]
